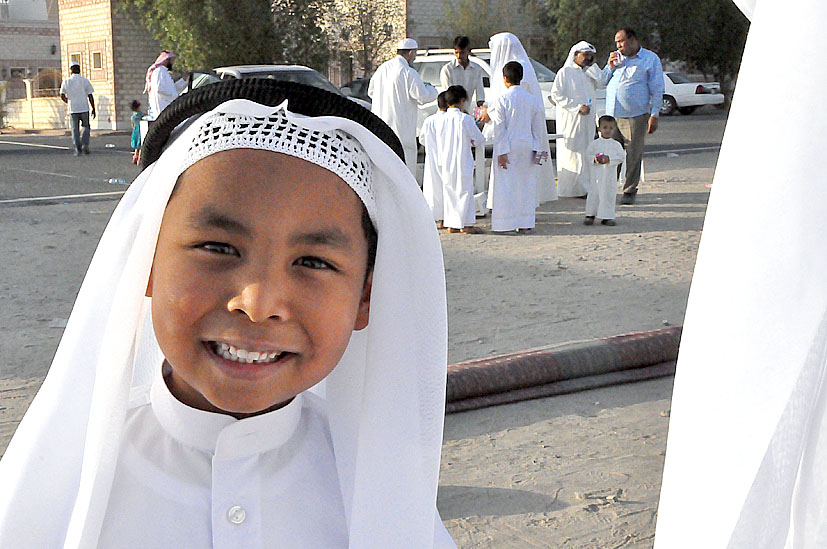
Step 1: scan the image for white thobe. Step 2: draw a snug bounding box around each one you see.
[551,64,601,197]
[439,59,485,108]
[584,137,625,220]
[420,110,447,221]
[98,370,349,547]
[486,86,545,232]
[148,66,185,119]
[438,108,485,229]
[368,56,438,175]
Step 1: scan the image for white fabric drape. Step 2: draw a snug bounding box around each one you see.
[486,32,557,204]
[0,100,453,548]
[655,1,827,547]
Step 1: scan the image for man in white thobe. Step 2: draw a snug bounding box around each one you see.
[368,38,438,175]
[551,41,602,197]
[440,35,488,215]
[145,51,187,119]
[486,61,546,232]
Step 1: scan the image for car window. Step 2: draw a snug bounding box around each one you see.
[667,73,690,84]
[417,63,443,86]
[240,70,341,95]
[190,72,222,90]
[530,59,556,83]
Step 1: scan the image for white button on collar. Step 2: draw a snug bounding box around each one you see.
[227,505,246,525]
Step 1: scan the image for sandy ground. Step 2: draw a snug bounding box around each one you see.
[0,124,717,546]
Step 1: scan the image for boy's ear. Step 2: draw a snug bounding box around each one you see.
[145,266,154,298]
[353,272,373,331]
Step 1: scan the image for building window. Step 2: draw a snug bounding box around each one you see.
[0,0,9,20]
[69,53,82,71]
[87,41,107,80]
[35,67,61,97]
[92,51,103,70]
[9,67,26,80]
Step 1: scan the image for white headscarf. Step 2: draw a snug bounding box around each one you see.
[0,99,453,548]
[486,32,557,203]
[487,32,542,104]
[655,0,827,547]
[562,41,597,70]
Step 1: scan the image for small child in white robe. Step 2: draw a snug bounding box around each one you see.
[438,85,485,234]
[485,61,546,232]
[0,81,455,548]
[421,92,448,225]
[584,115,626,226]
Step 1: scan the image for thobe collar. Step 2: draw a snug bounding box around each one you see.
[448,58,473,70]
[150,366,304,459]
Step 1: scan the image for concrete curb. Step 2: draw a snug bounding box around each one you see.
[446,326,681,413]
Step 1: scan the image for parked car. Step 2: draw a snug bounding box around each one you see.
[185,65,373,110]
[340,78,370,102]
[660,72,724,115]
[412,48,607,135]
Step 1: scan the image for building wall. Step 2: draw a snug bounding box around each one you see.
[405,0,554,65]
[111,3,159,129]
[57,0,117,129]
[4,96,66,129]
[0,4,61,100]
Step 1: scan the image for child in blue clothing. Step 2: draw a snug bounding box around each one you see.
[130,99,144,164]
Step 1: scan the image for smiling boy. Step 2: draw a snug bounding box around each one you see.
[0,82,454,548]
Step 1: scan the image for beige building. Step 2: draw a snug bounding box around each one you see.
[0,0,61,100]
[57,0,159,130]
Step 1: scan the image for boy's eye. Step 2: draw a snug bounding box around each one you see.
[199,242,239,256]
[295,256,335,271]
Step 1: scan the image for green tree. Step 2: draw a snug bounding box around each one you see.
[326,0,404,76]
[544,0,748,94]
[117,0,279,72]
[271,0,333,70]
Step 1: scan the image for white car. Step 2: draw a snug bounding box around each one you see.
[412,48,606,135]
[186,65,373,111]
[660,72,724,115]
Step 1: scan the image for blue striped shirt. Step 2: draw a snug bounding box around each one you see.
[600,48,664,118]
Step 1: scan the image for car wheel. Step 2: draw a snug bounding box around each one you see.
[660,95,677,116]
[678,106,696,115]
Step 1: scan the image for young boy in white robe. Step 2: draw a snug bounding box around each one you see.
[486,61,546,232]
[421,92,448,225]
[438,85,485,234]
[584,115,626,226]
[0,81,455,548]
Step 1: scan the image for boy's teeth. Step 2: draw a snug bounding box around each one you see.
[214,342,283,364]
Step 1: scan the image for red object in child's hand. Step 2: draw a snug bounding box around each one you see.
[595,153,609,164]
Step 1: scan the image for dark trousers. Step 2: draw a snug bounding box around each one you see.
[70,111,90,152]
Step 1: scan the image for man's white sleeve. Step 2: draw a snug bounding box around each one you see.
[407,69,438,105]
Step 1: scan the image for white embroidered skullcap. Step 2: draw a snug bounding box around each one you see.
[398,38,418,50]
[182,108,377,224]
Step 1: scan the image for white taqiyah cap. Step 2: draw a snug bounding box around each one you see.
[397,38,418,50]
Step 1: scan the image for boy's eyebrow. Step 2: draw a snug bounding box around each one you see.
[289,228,353,249]
[188,207,251,235]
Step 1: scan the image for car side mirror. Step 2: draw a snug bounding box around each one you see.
[340,86,352,97]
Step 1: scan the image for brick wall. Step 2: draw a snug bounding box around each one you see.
[58,0,117,128]
[111,3,160,129]
[0,19,61,98]
[4,97,67,129]
[405,0,554,65]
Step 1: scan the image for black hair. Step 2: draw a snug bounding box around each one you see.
[70,64,80,74]
[444,85,467,107]
[140,79,396,275]
[598,114,617,126]
[453,36,470,50]
[502,61,523,84]
[131,100,141,111]
[618,27,637,39]
[397,49,414,56]
[436,91,448,110]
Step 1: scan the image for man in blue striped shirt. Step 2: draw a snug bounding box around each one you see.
[599,28,664,204]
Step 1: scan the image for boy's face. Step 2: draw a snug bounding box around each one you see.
[148,149,372,418]
[598,120,616,139]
